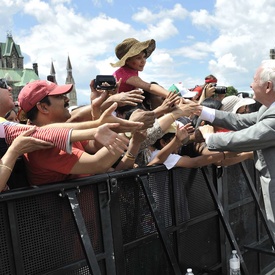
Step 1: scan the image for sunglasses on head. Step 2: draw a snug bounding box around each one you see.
[0,79,8,89]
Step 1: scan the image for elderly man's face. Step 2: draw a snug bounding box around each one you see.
[251,67,265,104]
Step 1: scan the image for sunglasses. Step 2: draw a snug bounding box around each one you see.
[0,78,8,89]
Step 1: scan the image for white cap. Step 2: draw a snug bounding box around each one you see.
[168,83,198,98]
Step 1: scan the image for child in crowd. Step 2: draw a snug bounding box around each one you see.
[147,122,234,170]
[110,38,170,98]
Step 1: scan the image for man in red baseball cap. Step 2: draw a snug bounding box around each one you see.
[18,80,73,113]
[17,80,144,186]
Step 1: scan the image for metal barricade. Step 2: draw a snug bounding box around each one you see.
[0,162,274,275]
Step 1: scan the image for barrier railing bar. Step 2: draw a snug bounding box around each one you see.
[201,167,249,275]
[137,174,183,275]
[240,162,275,251]
[98,181,116,275]
[65,189,101,275]
[39,260,89,275]
[170,170,182,262]
[7,201,25,275]
[108,177,127,275]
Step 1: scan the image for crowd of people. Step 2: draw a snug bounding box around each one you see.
[1,37,275,237]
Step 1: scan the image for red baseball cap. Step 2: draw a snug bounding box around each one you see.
[18,80,73,112]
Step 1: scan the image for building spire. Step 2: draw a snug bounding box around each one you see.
[47,61,57,83]
[270,48,275,59]
[67,55,72,71]
[6,30,12,38]
[65,56,77,106]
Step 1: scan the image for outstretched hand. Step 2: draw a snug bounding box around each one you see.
[94,123,129,155]
[177,98,200,117]
[129,109,155,130]
[99,103,144,132]
[154,92,178,114]
[107,89,145,107]
[175,124,189,145]
[196,125,214,142]
[183,122,195,134]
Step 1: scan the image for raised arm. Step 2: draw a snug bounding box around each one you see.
[148,125,189,166]
[0,127,54,191]
[126,75,169,98]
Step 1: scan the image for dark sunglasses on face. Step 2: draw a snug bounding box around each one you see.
[0,79,8,89]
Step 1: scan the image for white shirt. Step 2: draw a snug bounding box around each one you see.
[199,106,216,143]
[149,150,181,170]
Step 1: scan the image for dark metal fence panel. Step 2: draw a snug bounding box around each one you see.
[0,163,275,275]
[0,176,114,275]
[221,160,275,274]
[172,167,221,274]
[0,202,16,275]
[109,168,172,275]
[107,166,222,275]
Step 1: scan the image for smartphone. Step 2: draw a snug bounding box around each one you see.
[94,75,117,90]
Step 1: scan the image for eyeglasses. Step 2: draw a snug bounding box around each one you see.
[0,79,8,89]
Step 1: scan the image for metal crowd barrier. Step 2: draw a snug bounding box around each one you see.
[0,160,274,275]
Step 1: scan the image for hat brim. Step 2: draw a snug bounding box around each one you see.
[111,39,156,67]
[48,84,73,96]
[233,98,255,113]
[181,91,198,98]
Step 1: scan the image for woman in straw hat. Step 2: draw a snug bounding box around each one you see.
[111,38,170,98]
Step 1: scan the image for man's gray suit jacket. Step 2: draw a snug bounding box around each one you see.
[207,105,275,234]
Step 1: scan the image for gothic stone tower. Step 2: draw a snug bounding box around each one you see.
[0,33,39,102]
[65,56,77,107]
[270,48,275,59]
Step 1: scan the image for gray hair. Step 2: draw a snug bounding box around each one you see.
[260,60,275,91]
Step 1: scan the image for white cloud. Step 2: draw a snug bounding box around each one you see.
[174,42,211,60]
[141,19,179,41]
[187,0,275,90]
[3,0,275,101]
[133,4,188,24]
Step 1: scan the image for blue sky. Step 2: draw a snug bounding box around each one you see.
[1,0,275,105]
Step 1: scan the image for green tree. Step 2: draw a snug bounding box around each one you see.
[225,86,238,96]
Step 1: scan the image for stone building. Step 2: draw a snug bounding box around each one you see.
[0,33,77,106]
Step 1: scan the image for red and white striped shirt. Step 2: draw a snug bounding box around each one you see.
[0,120,72,153]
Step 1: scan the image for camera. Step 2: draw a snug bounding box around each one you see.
[213,84,227,94]
[94,75,117,90]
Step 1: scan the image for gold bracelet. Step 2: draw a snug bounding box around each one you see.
[124,152,135,161]
[0,164,12,172]
[169,113,175,122]
[127,152,136,158]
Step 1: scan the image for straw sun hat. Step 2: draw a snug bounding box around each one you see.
[221,95,255,113]
[110,38,156,67]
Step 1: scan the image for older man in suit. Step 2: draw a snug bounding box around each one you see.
[196,59,275,236]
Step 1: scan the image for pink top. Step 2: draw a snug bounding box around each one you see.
[113,66,138,93]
